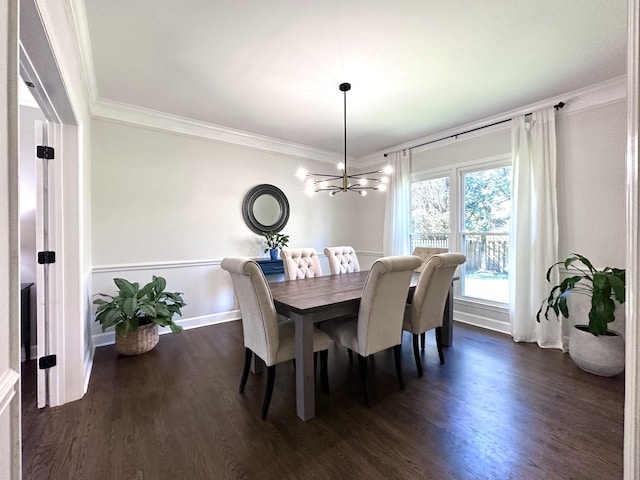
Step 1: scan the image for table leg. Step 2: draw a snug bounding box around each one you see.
[292,311,315,421]
[441,284,453,347]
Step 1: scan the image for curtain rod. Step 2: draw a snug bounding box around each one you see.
[383,101,565,157]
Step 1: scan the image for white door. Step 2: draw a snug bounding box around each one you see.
[34,119,55,408]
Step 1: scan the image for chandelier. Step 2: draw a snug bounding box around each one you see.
[296,82,392,196]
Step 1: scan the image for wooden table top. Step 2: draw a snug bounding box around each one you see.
[269,271,420,315]
[269,271,370,314]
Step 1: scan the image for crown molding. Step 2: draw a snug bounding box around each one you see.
[359,75,627,165]
[91,97,343,164]
[88,69,625,168]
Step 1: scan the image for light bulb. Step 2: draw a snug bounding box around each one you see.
[337,162,345,171]
[319,181,329,189]
[377,183,387,192]
[296,167,308,179]
[359,178,368,186]
[330,191,337,196]
[306,178,315,187]
[382,165,393,174]
[381,176,389,184]
[359,190,367,196]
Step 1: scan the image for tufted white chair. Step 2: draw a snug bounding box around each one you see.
[412,246,449,273]
[404,252,466,377]
[324,246,361,275]
[221,257,332,419]
[280,248,323,280]
[319,255,422,406]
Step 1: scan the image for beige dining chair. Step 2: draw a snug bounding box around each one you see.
[319,255,422,406]
[221,257,332,419]
[281,247,323,280]
[412,246,450,273]
[324,246,361,275]
[404,252,466,377]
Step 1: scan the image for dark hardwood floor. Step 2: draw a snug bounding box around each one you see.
[21,321,624,480]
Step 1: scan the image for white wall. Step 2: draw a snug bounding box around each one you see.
[90,118,371,343]
[556,101,627,266]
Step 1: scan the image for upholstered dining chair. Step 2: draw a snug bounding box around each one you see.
[324,246,361,275]
[412,246,449,273]
[281,248,323,280]
[319,255,422,406]
[404,252,466,377]
[221,257,332,419]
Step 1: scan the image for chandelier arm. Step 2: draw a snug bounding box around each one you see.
[307,173,344,178]
[346,175,387,182]
[347,170,388,178]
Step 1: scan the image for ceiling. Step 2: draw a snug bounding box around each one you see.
[82,0,627,159]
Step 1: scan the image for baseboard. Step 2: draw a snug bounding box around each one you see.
[83,343,95,395]
[454,311,511,336]
[92,310,241,348]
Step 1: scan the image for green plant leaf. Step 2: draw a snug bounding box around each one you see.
[122,297,138,318]
[137,281,155,299]
[154,276,167,295]
[139,304,157,318]
[114,278,137,297]
[609,273,625,303]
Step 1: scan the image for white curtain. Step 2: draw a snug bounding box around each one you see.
[510,107,562,349]
[383,149,411,256]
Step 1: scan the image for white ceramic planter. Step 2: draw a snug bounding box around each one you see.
[569,325,625,377]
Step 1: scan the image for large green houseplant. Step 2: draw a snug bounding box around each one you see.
[537,253,625,376]
[94,276,186,355]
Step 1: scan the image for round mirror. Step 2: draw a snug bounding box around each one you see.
[242,184,290,234]
[252,194,280,226]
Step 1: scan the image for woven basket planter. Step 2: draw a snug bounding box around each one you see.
[115,322,159,356]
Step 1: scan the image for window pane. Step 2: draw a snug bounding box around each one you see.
[462,166,511,303]
[463,167,511,233]
[411,176,449,250]
[462,233,509,303]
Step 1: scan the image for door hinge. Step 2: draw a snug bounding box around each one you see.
[36,145,55,160]
[37,251,56,264]
[39,355,57,369]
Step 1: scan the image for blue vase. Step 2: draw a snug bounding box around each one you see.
[270,249,278,260]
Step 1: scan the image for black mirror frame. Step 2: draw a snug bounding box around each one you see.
[242,184,290,235]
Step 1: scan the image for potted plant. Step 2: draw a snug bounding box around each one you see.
[263,231,289,260]
[537,253,625,376]
[93,275,186,356]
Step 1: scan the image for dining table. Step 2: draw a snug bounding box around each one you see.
[268,270,455,421]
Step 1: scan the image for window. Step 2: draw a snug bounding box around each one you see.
[461,165,511,303]
[411,160,511,305]
[411,175,450,248]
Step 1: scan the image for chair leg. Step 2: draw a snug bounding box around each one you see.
[239,347,252,393]
[320,349,330,394]
[358,355,371,407]
[412,334,423,378]
[347,348,353,363]
[260,365,276,420]
[435,327,445,365]
[394,344,405,391]
[420,332,426,351]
